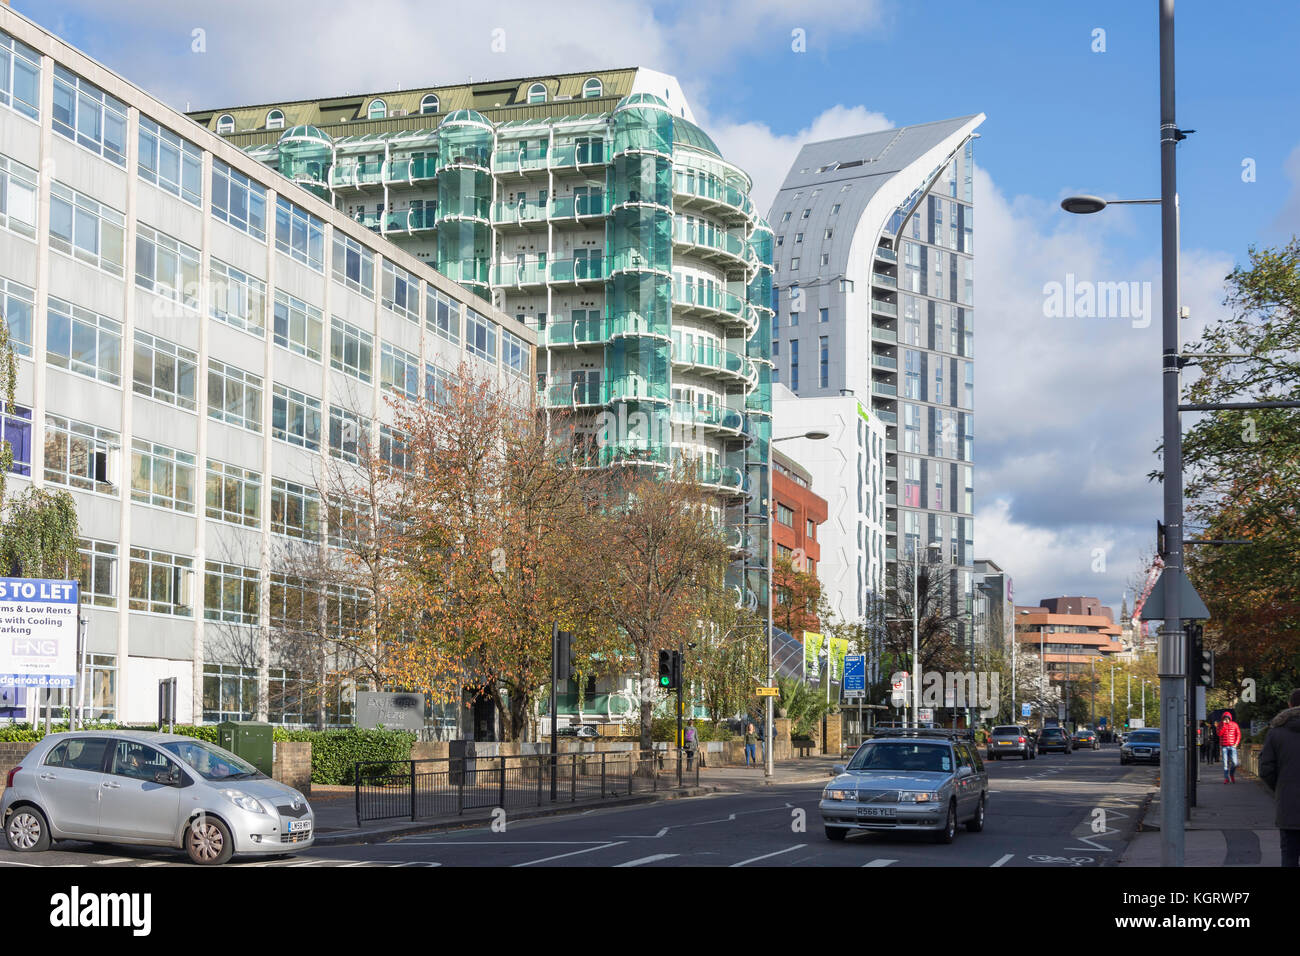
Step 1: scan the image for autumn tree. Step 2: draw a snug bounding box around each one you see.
[689,587,766,722]
[772,553,826,638]
[564,464,732,751]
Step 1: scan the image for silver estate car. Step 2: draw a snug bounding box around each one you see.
[820,730,988,844]
[2,731,314,865]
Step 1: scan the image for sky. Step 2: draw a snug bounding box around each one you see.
[11,0,1299,616]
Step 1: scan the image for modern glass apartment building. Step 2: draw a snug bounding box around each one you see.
[767,115,984,647]
[0,7,531,727]
[196,70,776,645]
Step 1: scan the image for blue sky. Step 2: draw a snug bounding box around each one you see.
[11,0,1298,616]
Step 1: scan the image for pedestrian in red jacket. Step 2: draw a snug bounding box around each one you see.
[1219,712,1243,783]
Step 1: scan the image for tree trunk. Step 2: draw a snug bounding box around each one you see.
[639,643,655,753]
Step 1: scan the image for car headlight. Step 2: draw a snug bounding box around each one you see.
[899,791,939,803]
[824,789,854,801]
[1121,746,1132,753]
[222,790,268,814]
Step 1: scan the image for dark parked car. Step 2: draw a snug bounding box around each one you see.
[1071,729,1100,751]
[1120,728,1161,765]
[986,725,1037,760]
[1037,727,1073,754]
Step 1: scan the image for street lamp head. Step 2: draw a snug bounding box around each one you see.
[1061,195,1109,215]
[803,430,830,441]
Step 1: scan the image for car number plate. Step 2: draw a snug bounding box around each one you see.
[287,820,312,833]
[856,807,896,818]
[997,741,1013,745]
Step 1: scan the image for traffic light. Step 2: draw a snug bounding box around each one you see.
[658,650,672,688]
[671,650,682,691]
[1199,647,1215,687]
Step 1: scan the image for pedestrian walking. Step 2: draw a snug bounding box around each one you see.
[757,720,766,762]
[684,720,698,771]
[1219,710,1242,783]
[743,722,757,768]
[1210,720,1222,764]
[1259,688,1300,868]
[1200,721,1213,764]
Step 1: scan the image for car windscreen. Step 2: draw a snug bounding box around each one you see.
[847,742,952,774]
[991,727,1022,736]
[161,738,263,781]
[1128,732,1160,743]
[1041,729,1065,737]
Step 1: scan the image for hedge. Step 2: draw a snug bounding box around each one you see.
[0,722,413,785]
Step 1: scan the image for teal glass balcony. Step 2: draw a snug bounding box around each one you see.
[671,219,753,268]
[872,352,898,370]
[549,140,608,170]
[671,280,747,324]
[873,381,898,397]
[886,519,898,534]
[672,169,754,220]
[886,547,898,562]
[547,255,606,284]
[886,438,898,453]
[886,492,898,507]
[540,314,607,347]
[871,298,899,317]
[875,246,897,263]
[604,375,670,404]
[598,441,671,467]
[871,326,898,344]
[670,334,752,382]
[385,207,437,233]
[493,259,549,287]
[672,402,745,434]
[329,159,385,188]
[549,193,608,221]
[875,408,899,425]
[491,199,548,227]
[491,143,549,174]
[385,154,438,184]
[884,464,897,482]
[871,272,898,288]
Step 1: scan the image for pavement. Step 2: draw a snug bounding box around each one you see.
[1117,758,1281,866]
[309,754,846,847]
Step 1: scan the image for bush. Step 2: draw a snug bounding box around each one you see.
[284,727,415,785]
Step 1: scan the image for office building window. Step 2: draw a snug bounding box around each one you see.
[130,440,196,513]
[424,364,453,405]
[128,548,192,616]
[819,307,828,323]
[819,335,829,388]
[272,290,323,361]
[0,153,37,239]
[274,197,324,271]
[204,562,260,625]
[332,233,375,296]
[466,308,496,363]
[137,117,202,206]
[326,495,369,551]
[0,277,34,356]
[502,329,527,377]
[77,538,117,607]
[271,385,321,450]
[209,258,266,335]
[380,425,411,473]
[44,415,118,493]
[582,77,603,98]
[272,478,322,541]
[205,460,261,528]
[330,317,373,383]
[52,65,127,166]
[380,342,420,399]
[202,663,258,722]
[1,403,32,476]
[49,183,125,277]
[211,159,267,241]
[46,297,121,386]
[381,261,419,322]
[328,407,369,463]
[207,359,262,433]
[135,224,201,309]
[789,339,799,391]
[426,287,460,344]
[777,503,794,527]
[0,32,41,120]
[132,330,197,410]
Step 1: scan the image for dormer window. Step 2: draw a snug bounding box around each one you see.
[216,114,234,134]
[368,99,387,120]
[582,77,602,98]
[527,83,547,104]
[266,109,285,130]
[420,94,440,115]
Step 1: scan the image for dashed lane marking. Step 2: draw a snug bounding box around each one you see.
[862,858,897,867]
[991,854,1014,867]
[615,854,678,867]
[729,844,806,867]
[513,841,627,867]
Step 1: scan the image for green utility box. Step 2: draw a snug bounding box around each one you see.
[216,721,274,776]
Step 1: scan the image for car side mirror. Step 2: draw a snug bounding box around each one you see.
[832,764,847,775]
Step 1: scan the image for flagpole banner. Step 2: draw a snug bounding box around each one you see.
[0,578,80,688]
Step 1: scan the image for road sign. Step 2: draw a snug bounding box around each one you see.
[1130,718,1145,729]
[756,686,779,697]
[845,689,865,699]
[1021,703,1031,717]
[918,708,934,722]
[844,654,866,692]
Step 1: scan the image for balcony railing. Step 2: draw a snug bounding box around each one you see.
[493,257,606,286]
[872,381,898,397]
[672,402,745,433]
[491,200,548,226]
[670,335,752,380]
[875,246,897,263]
[384,207,437,233]
[549,194,608,219]
[492,145,550,173]
[385,155,438,184]
[671,281,747,322]
[871,298,899,317]
[671,220,753,265]
[871,272,898,289]
[540,315,607,347]
[872,352,898,370]
[549,142,608,170]
[871,326,898,344]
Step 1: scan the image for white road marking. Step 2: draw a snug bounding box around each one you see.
[513,841,627,867]
[615,854,678,867]
[94,857,132,864]
[991,854,1014,867]
[862,858,896,867]
[139,861,169,867]
[396,840,603,846]
[729,844,806,867]
[617,827,670,839]
[0,860,42,867]
[339,861,370,867]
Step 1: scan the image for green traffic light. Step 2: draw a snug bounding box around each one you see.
[660,676,670,686]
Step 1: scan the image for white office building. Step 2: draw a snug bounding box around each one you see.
[0,7,531,727]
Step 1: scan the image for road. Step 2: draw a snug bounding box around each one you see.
[0,746,1155,868]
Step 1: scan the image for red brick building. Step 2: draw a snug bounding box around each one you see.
[772,448,829,634]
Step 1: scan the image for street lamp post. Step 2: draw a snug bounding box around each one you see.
[765,430,829,777]
[912,542,941,725]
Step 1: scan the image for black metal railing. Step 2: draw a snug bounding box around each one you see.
[354,749,699,824]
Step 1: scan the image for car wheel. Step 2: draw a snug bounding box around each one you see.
[185,814,234,865]
[934,801,957,844]
[967,793,987,832]
[5,806,51,852]
[825,826,847,842]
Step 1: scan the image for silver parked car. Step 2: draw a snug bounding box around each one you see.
[820,729,988,843]
[2,731,314,865]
